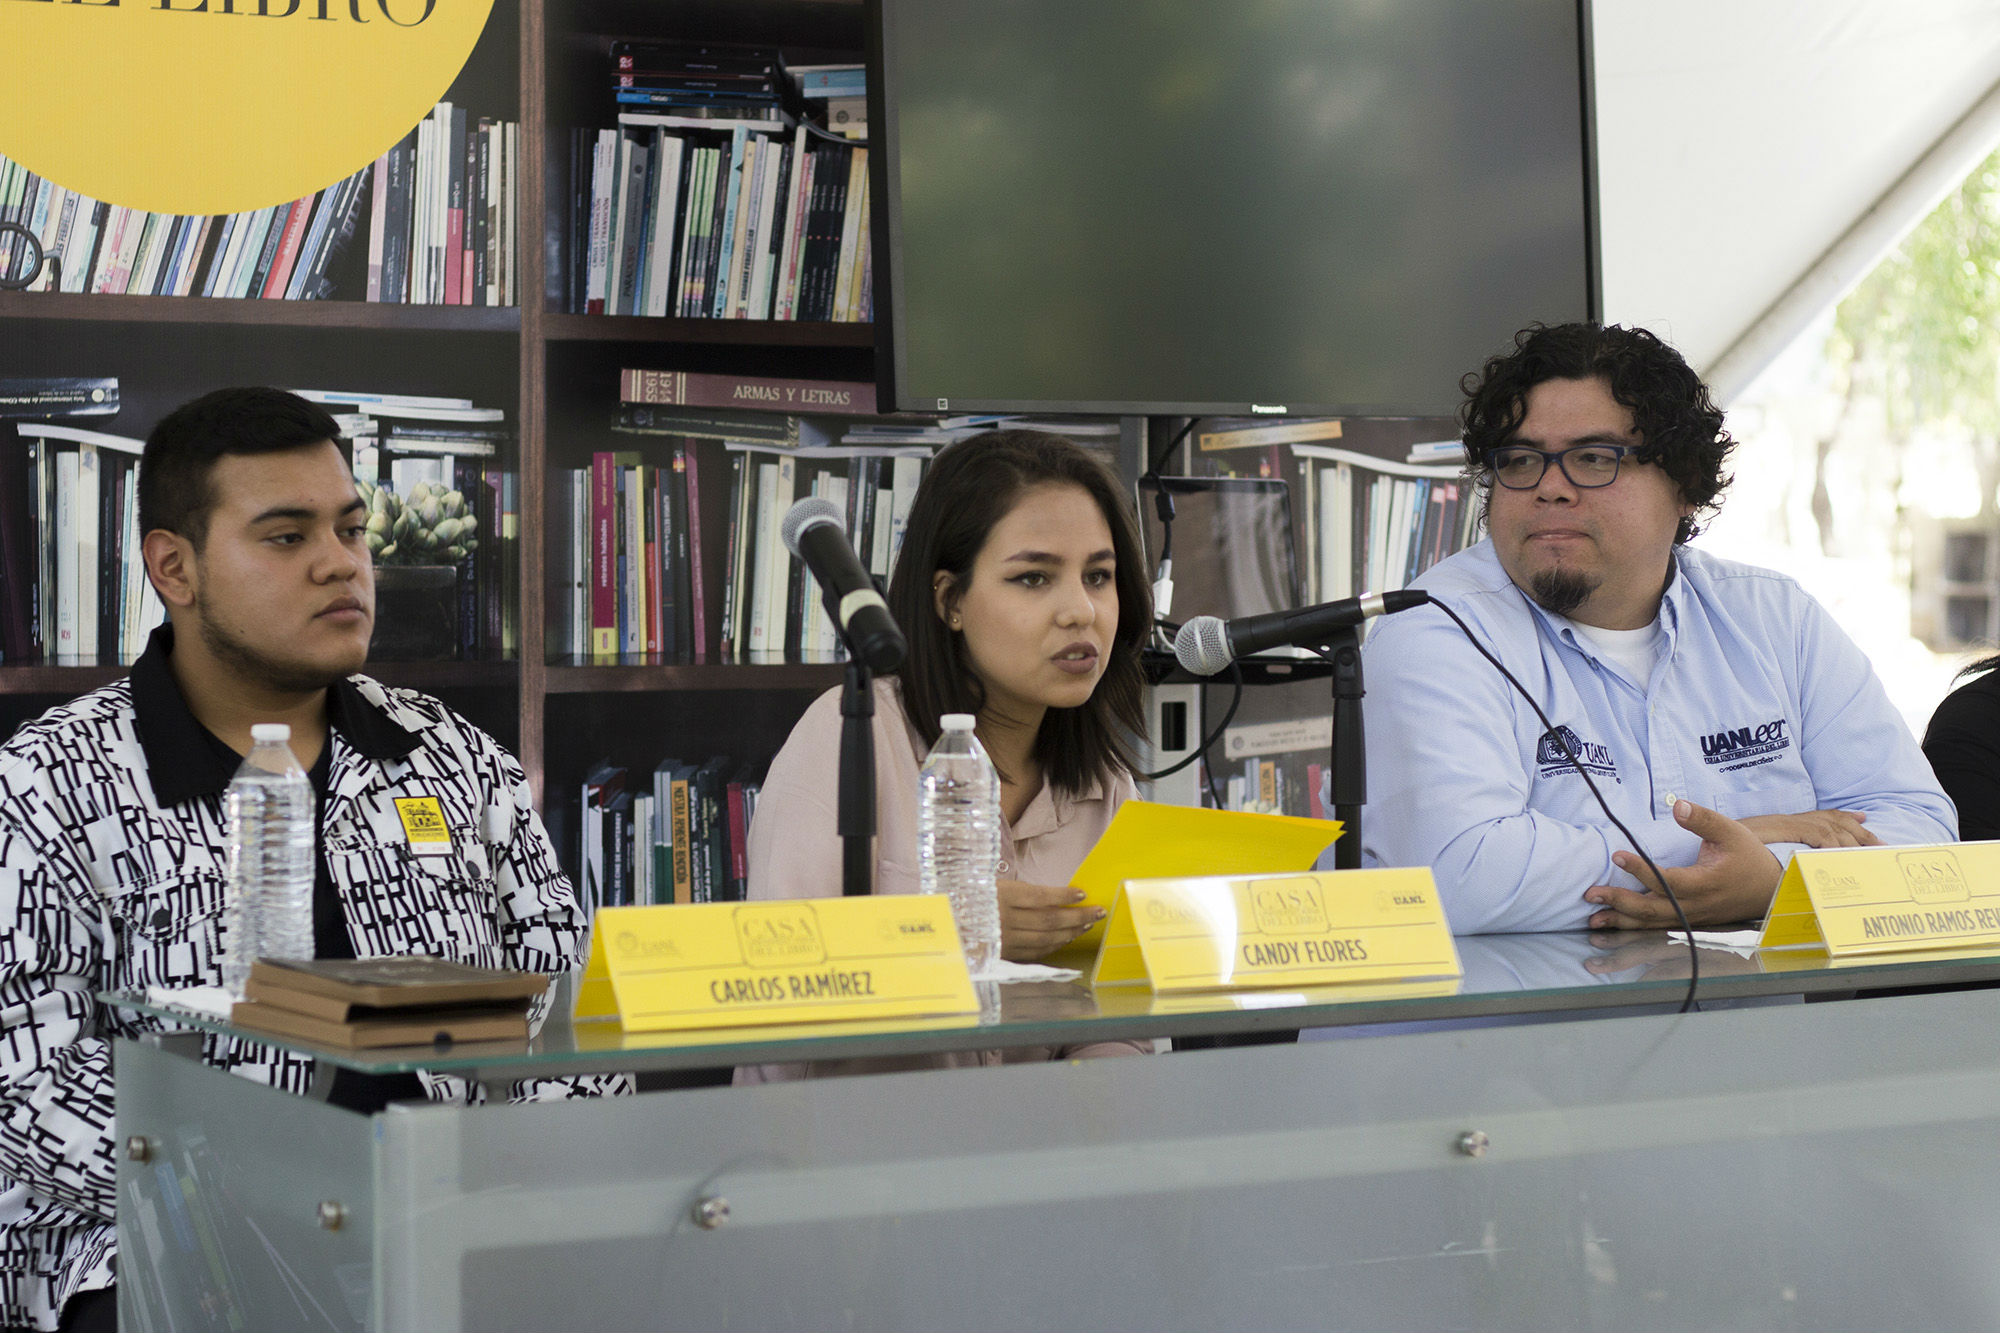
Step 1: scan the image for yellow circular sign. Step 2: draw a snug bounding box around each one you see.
[0,0,495,216]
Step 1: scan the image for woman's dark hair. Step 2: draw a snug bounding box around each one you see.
[886,429,1152,795]
[141,387,345,548]
[1459,322,1734,544]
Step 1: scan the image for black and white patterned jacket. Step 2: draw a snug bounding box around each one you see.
[0,627,615,1330]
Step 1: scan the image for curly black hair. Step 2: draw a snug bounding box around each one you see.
[1458,323,1734,545]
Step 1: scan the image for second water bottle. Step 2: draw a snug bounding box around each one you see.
[917,713,1002,974]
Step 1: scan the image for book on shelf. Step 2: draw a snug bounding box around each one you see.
[1405,439,1464,465]
[620,368,877,415]
[1,420,160,664]
[1196,417,1345,452]
[556,428,934,665]
[569,119,870,321]
[0,101,511,305]
[573,754,764,915]
[613,402,839,449]
[1291,443,1477,604]
[1,156,367,303]
[0,377,118,418]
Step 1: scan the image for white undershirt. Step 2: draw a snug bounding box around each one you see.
[1568,617,1663,691]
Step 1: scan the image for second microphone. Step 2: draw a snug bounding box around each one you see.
[781,496,908,672]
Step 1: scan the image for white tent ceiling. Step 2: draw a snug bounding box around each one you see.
[1594,0,2000,401]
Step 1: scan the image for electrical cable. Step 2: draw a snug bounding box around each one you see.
[1424,597,1701,1013]
[1136,654,1243,814]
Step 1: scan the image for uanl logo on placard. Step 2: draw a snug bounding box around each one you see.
[1143,898,1204,928]
[613,930,682,961]
[735,904,827,966]
[1806,868,1866,904]
[1375,885,1431,914]
[1249,878,1330,934]
[1899,850,1969,905]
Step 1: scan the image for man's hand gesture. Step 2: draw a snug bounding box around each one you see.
[1584,799,1784,930]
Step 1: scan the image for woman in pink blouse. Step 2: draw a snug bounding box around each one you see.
[741,430,1155,1076]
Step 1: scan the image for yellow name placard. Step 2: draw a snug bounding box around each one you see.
[1759,842,2000,956]
[1090,869,1461,991]
[574,898,979,1031]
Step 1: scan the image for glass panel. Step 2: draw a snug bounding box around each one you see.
[105,931,2000,1081]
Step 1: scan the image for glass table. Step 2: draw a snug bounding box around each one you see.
[105,928,2000,1083]
[107,932,2000,1332]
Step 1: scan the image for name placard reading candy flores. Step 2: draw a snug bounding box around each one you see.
[1092,869,1461,991]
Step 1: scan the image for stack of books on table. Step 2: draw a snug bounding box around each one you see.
[230,957,549,1049]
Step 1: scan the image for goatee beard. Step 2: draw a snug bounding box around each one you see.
[1527,568,1599,618]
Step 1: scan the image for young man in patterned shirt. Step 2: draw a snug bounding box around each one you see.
[0,388,617,1332]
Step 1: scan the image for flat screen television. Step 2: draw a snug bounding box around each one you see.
[868,0,1597,419]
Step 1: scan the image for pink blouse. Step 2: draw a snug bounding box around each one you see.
[738,677,1151,1079]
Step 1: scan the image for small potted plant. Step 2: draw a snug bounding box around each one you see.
[359,479,478,661]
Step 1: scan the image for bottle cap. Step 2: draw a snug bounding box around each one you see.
[940,713,976,731]
[250,723,292,743]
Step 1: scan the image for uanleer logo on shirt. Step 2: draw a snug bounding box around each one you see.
[1536,725,1619,781]
[1701,717,1792,771]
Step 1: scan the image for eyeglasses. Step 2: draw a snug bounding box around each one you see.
[1486,443,1641,490]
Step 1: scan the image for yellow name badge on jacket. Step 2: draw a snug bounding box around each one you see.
[573,898,979,1031]
[392,797,452,856]
[1758,843,2000,956]
[1091,869,1461,991]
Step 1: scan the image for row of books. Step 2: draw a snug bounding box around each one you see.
[1208,753,1328,819]
[0,418,164,663]
[579,754,765,911]
[609,38,786,116]
[1295,446,1479,604]
[363,101,521,307]
[606,39,863,133]
[551,441,929,663]
[0,152,369,302]
[298,389,519,661]
[568,120,870,322]
[0,100,519,305]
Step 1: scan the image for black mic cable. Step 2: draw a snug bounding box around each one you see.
[1423,597,1700,1014]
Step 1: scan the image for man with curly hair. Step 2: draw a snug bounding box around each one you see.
[1352,323,1955,934]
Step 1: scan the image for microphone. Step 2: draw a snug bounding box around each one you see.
[781,497,908,672]
[1173,590,1431,675]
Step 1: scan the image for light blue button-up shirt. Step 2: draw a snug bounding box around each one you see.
[1347,539,1958,934]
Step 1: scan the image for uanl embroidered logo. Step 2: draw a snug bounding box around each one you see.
[0,0,493,214]
[1700,717,1791,771]
[1536,725,1618,780]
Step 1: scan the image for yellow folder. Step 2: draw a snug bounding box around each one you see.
[1050,801,1343,963]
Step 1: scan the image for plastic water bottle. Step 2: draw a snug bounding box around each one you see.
[220,724,316,995]
[918,713,1003,974]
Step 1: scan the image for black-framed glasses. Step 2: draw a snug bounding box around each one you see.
[1486,443,1640,490]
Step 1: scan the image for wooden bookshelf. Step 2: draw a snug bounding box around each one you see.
[542,312,872,346]
[0,291,522,333]
[0,0,879,863]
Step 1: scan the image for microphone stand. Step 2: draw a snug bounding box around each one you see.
[833,575,879,895]
[1315,626,1365,871]
[838,654,876,896]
